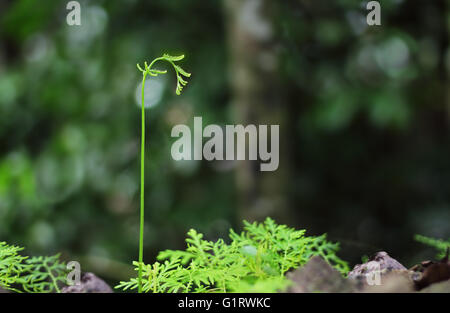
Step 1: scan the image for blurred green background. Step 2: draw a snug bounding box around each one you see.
[0,0,449,282]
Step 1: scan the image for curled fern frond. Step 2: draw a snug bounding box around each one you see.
[136,53,191,96]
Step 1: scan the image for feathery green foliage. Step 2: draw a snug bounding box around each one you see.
[415,235,450,259]
[18,255,67,293]
[0,242,28,290]
[0,242,67,293]
[116,218,349,293]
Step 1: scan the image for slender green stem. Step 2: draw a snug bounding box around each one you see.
[138,71,147,293]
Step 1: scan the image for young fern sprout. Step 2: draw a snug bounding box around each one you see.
[136,54,191,293]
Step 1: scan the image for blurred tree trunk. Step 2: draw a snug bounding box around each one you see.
[223,0,291,224]
[442,0,450,122]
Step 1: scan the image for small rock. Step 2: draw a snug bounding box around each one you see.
[61,272,113,293]
[348,251,406,280]
[287,256,356,293]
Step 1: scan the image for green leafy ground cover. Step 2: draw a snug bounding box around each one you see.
[116,218,349,293]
